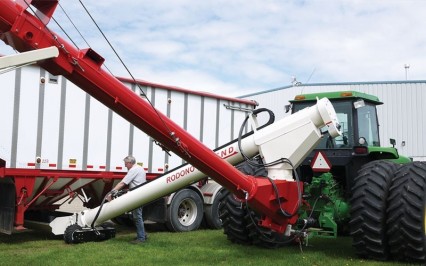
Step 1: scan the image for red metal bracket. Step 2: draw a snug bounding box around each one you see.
[16,0,59,25]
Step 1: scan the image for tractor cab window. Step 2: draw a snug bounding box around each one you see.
[292,101,353,149]
[356,103,380,146]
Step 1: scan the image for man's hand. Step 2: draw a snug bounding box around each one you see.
[107,190,118,202]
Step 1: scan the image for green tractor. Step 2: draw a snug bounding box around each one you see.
[290,91,425,262]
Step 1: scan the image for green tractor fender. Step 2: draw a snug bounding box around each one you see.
[367,146,412,163]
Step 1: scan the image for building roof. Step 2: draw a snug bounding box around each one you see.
[239,80,426,98]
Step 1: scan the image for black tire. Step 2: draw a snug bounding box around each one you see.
[387,161,426,263]
[204,189,226,229]
[64,223,83,244]
[166,189,204,232]
[219,190,252,245]
[219,157,270,246]
[246,208,293,248]
[238,158,291,248]
[349,160,397,260]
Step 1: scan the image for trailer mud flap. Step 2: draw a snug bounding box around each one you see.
[0,177,15,234]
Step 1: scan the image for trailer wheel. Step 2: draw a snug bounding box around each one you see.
[204,189,226,229]
[387,162,426,263]
[349,160,397,260]
[219,190,252,245]
[166,189,203,232]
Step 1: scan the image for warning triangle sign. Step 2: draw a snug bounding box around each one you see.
[310,151,332,172]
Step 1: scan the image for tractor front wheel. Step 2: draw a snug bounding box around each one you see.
[219,190,252,245]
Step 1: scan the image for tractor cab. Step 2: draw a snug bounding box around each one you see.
[291,91,381,150]
[290,91,410,193]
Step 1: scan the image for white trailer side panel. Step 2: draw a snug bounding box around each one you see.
[62,76,86,170]
[0,70,14,164]
[0,65,256,173]
[15,68,38,168]
[86,92,109,170]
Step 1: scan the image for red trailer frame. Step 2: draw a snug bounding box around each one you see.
[0,158,159,232]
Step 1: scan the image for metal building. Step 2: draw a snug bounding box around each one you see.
[0,65,257,175]
[240,81,426,161]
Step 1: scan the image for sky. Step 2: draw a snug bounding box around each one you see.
[1,0,426,97]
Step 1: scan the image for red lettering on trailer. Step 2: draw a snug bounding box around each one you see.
[166,166,195,183]
[216,146,238,160]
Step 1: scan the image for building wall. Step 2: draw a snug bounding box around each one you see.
[240,81,426,161]
[0,65,256,173]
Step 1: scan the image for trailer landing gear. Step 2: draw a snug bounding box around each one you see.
[64,224,116,244]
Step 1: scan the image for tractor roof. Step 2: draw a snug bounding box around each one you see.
[290,91,383,105]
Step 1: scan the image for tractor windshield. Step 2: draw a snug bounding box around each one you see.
[357,103,380,146]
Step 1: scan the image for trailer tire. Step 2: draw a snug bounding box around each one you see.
[204,189,226,229]
[166,189,203,232]
[386,161,426,263]
[219,190,252,245]
[349,160,397,260]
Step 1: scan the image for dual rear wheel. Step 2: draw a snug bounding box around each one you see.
[350,160,426,263]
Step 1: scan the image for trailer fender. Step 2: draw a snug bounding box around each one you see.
[200,180,223,205]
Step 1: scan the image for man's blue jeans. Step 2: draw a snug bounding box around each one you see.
[132,206,146,241]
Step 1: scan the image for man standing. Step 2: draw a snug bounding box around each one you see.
[109,155,147,244]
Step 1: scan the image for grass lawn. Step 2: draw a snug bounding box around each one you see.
[0,224,412,266]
